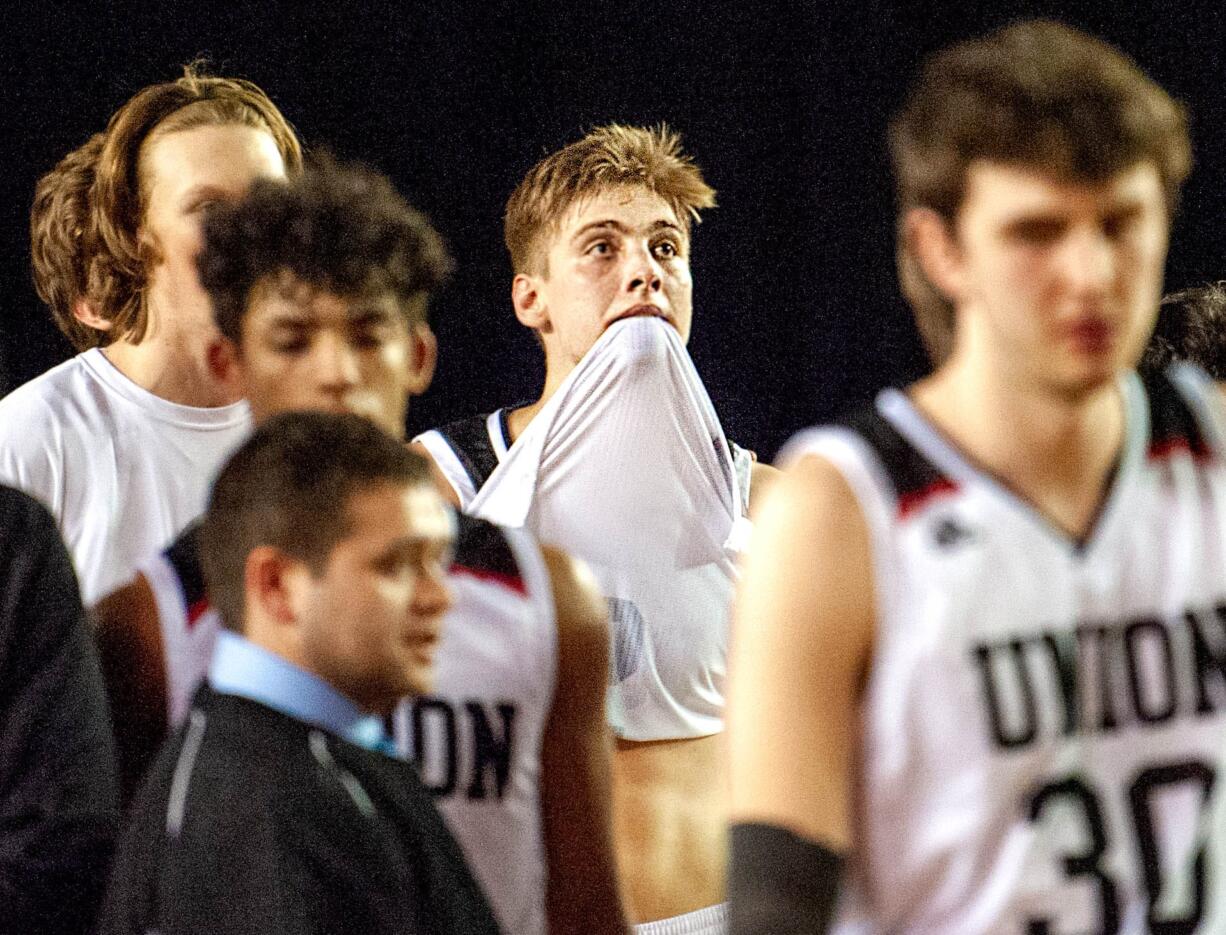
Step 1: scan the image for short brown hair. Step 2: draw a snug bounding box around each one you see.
[890,20,1191,365]
[201,411,434,633]
[30,64,303,351]
[198,155,453,344]
[504,123,716,275]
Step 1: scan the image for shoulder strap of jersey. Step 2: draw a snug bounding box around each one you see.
[440,413,500,485]
[1145,364,1226,460]
[836,401,955,517]
[164,520,207,621]
[413,412,501,508]
[453,513,528,596]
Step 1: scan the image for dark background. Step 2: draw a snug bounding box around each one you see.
[2,1,1224,460]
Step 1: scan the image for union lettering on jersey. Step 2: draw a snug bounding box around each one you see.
[784,365,1226,934]
[396,514,558,935]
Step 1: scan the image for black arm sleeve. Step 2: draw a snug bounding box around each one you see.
[727,821,845,935]
[0,487,120,935]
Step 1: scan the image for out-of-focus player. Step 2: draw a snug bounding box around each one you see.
[727,20,1226,934]
[93,158,627,934]
[415,125,773,933]
[1,68,300,603]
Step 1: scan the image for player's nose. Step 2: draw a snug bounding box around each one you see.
[416,564,454,620]
[310,331,361,391]
[624,241,662,294]
[1060,226,1114,296]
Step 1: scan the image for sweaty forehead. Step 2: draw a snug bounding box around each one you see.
[556,185,683,238]
[140,123,285,200]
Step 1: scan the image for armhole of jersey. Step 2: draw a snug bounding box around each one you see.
[501,526,559,715]
[140,551,191,727]
[414,429,479,508]
[778,426,899,637]
[1168,362,1226,457]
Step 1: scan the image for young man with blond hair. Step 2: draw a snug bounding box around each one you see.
[728,20,1226,934]
[416,124,771,933]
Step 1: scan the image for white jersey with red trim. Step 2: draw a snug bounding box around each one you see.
[148,515,557,935]
[783,366,1226,934]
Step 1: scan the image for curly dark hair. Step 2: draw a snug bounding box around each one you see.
[198,155,453,342]
[1141,282,1226,380]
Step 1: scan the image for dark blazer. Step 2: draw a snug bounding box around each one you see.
[0,485,119,935]
[100,686,501,935]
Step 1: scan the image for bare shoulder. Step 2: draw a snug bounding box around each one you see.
[736,450,875,682]
[92,571,160,648]
[748,460,782,510]
[754,452,869,553]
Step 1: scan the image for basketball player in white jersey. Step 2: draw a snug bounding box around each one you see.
[414,125,775,933]
[92,159,627,934]
[726,20,1226,935]
[2,69,300,603]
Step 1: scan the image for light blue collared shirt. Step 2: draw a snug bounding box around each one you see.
[207,631,390,753]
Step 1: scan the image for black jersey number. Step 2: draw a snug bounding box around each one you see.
[1026,760,1215,935]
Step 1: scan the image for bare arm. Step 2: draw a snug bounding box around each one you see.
[748,461,782,514]
[727,454,875,903]
[91,573,169,803]
[538,545,629,935]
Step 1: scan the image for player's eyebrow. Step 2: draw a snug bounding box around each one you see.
[346,306,399,326]
[570,218,684,242]
[179,183,230,205]
[571,219,628,242]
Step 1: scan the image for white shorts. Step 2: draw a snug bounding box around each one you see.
[634,903,727,935]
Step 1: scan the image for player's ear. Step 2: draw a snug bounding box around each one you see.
[245,546,304,632]
[906,207,965,302]
[403,322,437,396]
[71,297,113,331]
[206,336,245,399]
[512,273,549,331]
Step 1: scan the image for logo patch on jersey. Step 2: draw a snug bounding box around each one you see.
[932,515,975,549]
[607,597,645,683]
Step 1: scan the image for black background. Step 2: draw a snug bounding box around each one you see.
[2,1,1224,460]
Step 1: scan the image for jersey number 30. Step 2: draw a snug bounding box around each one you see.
[1027,759,1215,934]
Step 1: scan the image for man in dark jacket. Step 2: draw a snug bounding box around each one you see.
[100,412,499,935]
[0,484,119,934]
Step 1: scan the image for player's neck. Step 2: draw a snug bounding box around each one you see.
[911,359,1126,540]
[507,360,574,443]
[102,330,240,409]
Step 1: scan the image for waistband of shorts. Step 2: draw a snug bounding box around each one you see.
[634,903,727,935]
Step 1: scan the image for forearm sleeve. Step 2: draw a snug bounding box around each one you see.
[727,821,844,935]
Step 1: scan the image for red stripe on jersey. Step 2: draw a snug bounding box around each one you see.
[186,596,211,629]
[897,477,959,520]
[1148,436,1210,461]
[451,564,527,595]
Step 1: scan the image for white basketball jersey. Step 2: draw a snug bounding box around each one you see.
[150,516,557,935]
[785,366,1226,935]
[415,316,751,740]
